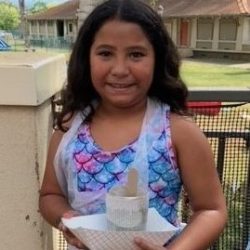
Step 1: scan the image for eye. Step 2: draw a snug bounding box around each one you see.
[129,51,145,60]
[97,50,112,57]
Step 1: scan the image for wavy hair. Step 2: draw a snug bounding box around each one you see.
[57,0,188,130]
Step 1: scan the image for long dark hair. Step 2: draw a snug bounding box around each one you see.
[57,0,188,131]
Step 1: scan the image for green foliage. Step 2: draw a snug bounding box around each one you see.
[0,2,20,30]
[181,60,250,87]
[148,0,160,8]
[30,0,48,13]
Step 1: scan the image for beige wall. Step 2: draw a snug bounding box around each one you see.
[0,53,66,250]
[0,103,53,250]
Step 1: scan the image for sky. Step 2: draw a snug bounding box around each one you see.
[9,0,68,9]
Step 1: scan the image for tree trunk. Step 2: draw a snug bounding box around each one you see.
[18,0,28,45]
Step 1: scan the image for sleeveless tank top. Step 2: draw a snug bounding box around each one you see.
[54,99,182,230]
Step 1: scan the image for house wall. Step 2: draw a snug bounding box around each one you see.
[165,15,250,58]
[165,18,193,57]
[78,0,103,28]
[196,41,212,49]
[64,20,77,40]
[47,21,55,36]
[166,18,178,45]
[242,17,250,47]
[28,19,77,40]
[39,20,47,36]
[190,18,197,48]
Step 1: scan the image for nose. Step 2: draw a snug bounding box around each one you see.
[110,57,129,77]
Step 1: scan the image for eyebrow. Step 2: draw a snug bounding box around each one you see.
[94,44,113,50]
[94,44,149,51]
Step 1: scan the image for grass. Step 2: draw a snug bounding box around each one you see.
[4,39,250,88]
[181,59,250,87]
[4,39,71,60]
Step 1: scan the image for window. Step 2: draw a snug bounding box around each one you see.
[68,23,73,33]
[219,18,237,41]
[31,21,37,33]
[39,20,46,35]
[197,18,213,40]
[48,21,54,34]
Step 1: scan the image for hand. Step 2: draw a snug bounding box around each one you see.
[59,210,90,250]
[134,237,167,250]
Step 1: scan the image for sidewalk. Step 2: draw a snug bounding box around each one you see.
[184,57,250,69]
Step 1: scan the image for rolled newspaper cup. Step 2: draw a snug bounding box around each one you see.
[106,186,149,231]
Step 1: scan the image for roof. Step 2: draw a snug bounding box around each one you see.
[158,0,250,17]
[26,0,250,21]
[27,0,79,20]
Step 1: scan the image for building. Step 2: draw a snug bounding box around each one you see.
[158,0,250,58]
[26,0,79,46]
[26,0,250,58]
[77,0,104,28]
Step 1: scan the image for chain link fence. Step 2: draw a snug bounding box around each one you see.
[51,89,250,250]
[185,101,250,250]
[0,31,73,53]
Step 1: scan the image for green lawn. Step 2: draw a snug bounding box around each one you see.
[181,60,250,87]
[5,40,250,88]
[5,39,71,58]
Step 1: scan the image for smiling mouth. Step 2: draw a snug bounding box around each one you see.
[108,83,134,88]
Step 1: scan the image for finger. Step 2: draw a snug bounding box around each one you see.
[63,210,81,218]
[62,230,89,250]
[80,244,91,250]
[63,234,86,249]
[134,237,162,250]
[64,228,76,238]
[58,221,66,232]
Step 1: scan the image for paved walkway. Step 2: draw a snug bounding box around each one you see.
[184,58,250,69]
[228,62,250,69]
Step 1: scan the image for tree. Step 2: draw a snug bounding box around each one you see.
[18,0,25,15]
[145,0,160,9]
[18,0,26,39]
[0,2,20,30]
[30,0,48,13]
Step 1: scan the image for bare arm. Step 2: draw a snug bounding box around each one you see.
[134,114,227,250]
[39,130,73,228]
[165,114,227,250]
[40,130,88,249]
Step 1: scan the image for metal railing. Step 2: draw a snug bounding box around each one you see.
[51,88,250,250]
[28,36,74,50]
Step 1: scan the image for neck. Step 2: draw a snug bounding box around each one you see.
[95,99,147,120]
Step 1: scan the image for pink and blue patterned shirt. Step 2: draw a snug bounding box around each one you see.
[54,99,182,227]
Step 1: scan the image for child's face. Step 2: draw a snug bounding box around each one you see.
[90,20,155,108]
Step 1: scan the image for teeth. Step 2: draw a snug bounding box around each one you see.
[110,83,131,88]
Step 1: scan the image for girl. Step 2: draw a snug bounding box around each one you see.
[39,0,227,249]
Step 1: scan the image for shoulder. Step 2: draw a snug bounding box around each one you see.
[169,113,216,188]
[169,113,211,157]
[50,112,78,152]
[170,113,205,139]
[58,111,79,131]
[170,112,198,129]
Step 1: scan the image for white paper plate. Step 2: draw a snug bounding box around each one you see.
[62,208,178,250]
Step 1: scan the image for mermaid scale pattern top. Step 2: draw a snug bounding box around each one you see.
[54,99,182,226]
